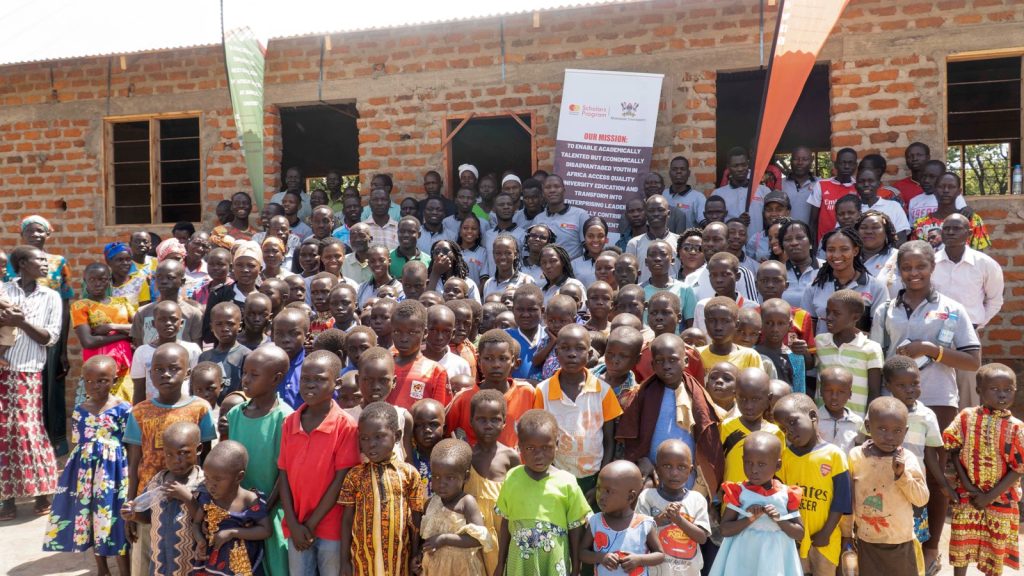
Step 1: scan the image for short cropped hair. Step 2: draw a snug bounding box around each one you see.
[393,299,428,328]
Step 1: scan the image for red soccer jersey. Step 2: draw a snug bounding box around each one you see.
[813,178,856,242]
[388,352,451,409]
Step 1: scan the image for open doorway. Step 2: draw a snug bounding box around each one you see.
[280,103,360,191]
[446,113,534,194]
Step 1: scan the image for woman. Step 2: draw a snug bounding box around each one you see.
[202,240,262,345]
[483,233,534,300]
[539,244,586,306]
[0,245,63,520]
[154,238,186,263]
[911,172,990,251]
[570,216,608,287]
[522,224,554,285]
[766,222,785,262]
[778,219,821,308]
[676,228,705,281]
[427,240,481,302]
[106,242,151,309]
[869,240,981,573]
[71,263,136,403]
[260,237,289,280]
[856,210,902,296]
[801,227,887,335]
[456,213,490,290]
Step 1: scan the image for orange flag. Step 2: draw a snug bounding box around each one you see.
[749,0,850,208]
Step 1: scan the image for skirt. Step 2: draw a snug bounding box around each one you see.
[857,540,917,575]
[949,501,1020,575]
[0,369,58,499]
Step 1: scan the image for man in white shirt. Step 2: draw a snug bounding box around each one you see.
[712,147,769,236]
[907,160,967,223]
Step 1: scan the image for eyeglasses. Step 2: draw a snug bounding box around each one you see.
[679,244,703,254]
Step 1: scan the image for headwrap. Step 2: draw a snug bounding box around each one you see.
[501,174,522,186]
[458,163,479,179]
[232,240,264,268]
[22,215,52,232]
[260,236,285,253]
[155,238,187,262]
[104,242,131,261]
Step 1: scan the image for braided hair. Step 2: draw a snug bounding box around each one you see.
[855,210,899,251]
[540,244,575,290]
[811,227,869,288]
[428,239,470,283]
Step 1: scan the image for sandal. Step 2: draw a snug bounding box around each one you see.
[33,499,51,516]
[925,558,941,576]
[0,506,15,521]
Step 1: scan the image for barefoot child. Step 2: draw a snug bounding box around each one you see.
[495,409,592,576]
[193,441,272,575]
[581,460,665,574]
[420,439,494,575]
[43,356,131,575]
[636,440,710,576]
[339,402,425,576]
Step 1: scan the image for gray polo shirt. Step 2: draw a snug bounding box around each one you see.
[417,227,453,255]
[711,183,770,237]
[800,271,888,335]
[664,186,706,231]
[533,205,591,260]
[781,177,819,225]
[781,259,823,309]
[870,290,979,408]
[626,230,680,284]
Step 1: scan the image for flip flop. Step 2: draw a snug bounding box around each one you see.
[925,558,941,576]
[0,507,15,521]
[33,501,50,516]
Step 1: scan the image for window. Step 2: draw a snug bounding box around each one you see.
[106,115,201,224]
[946,56,1021,195]
[445,113,534,193]
[280,103,360,185]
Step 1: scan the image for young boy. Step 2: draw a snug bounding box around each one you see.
[423,304,472,379]
[308,272,338,337]
[584,280,615,334]
[189,362,224,426]
[409,398,445,497]
[817,366,866,454]
[237,292,272,350]
[389,299,450,409]
[445,328,536,448]
[278,350,360,574]
[850,397,929,574]
[697,296,764,374]
[123,344,216,575]
[197,301,251,397]
[506,284,546,380]
[130,301,202,404]
[719,367,785,484]
[634,291,705,384]
[341,325,377,375]
[591,325,644,410]
[754,260,814,356]
[641,240,696,328]
[447,299,479,381]
[613,284,653,342]
[479,302,508,334]
[131,258,204,347]
[614,253,640,288]
[814,289,884,417]
[367,297,398,350]
[284,274,306,306]
[692,252,758,333]
[534,294,579,380]
[755,298,806,392]
[348,347,414,461]
[706,361,740,420]
[328,283,360,333]
[773,393,852,576]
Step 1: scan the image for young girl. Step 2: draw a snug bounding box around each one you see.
[261,236,289,280]
[539,244,587,306]
[465,390,521,575]
[192,440,271,576]
[521,224,554,285]
[941,363,1024,576]
[494,409,591,576]
[709,431,803,576]
[457,213,490,290]
[43,355,131,576]
[71,263,136,402]
[581,460,665,575]
[420,438,494,575]
[482,234,535,300]
[297,237,321,279]
[195,247,232,307]
[236,292,272,349]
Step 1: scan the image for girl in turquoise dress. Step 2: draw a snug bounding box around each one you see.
[42,356,131,576]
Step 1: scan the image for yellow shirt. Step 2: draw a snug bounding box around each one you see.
[697,344,764,373]
[778,442,851,565]
[719,416,786,484]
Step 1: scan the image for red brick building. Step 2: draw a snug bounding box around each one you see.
[1,0,1024,392]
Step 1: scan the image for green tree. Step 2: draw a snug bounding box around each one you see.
[947,143,1010,196]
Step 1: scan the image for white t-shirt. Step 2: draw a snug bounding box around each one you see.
[636,488,710,576]
[862,197,911,234]
[907,193,968,224]
[437,350,472,379]
[130,341,202,400]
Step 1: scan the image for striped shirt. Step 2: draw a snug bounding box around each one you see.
[3,279,61,372]
[814,332,884,417]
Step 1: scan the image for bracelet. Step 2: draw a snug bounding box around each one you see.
[935,347,944,363]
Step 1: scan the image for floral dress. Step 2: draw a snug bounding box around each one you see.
[495,466,591,576]
[42,401,131,556]
[193,486,268,576]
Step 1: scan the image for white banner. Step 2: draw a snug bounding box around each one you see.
[554,69,664,238]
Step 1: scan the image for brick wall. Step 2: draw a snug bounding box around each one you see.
[0,0,1023,406]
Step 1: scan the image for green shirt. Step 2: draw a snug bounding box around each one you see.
[389,248,431,279]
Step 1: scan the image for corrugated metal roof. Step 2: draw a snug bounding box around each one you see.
[0,0,646,67]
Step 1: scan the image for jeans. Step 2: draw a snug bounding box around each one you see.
[287,537,341,575]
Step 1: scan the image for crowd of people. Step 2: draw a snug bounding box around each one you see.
[0,141,1017,576]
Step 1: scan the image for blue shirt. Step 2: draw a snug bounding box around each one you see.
[507,327,544,380]
[278,349,306,410]
[648,389,696,489]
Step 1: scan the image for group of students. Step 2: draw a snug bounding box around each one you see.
[27,142,1019,576]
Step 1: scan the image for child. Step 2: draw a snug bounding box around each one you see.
[271,307,311,410]
[129,300,201,404]
[237,292,272,349]
[709,432,804,575]
[506,283,546,380]
[423,304,472,379]
[767,380,793,424]
[580,460,665,573]
[411,398,445,497]
[122,422,204,575]
[329,283,360,332]
[773,393,852,576]
[339,402,425,576]
[755,298,806,392]
[443,276,470,302]
[584,280,615,334]
[591,325,643,410]
[390,299,451,409]
[698,296,764,373]
[706,361,740,420]
[535,294,579,380]
[308,272,338,337]
[479,302,508,334]
[680,327,707,348]
[336,372,361,410]
[419,438,494,575]
[218,391,247,441]
[816,366,865,454]
[71,262,136,402]
[942,363,1024,576]
[198,301,251,396]
[494,409,592,576]
[850,397,929,574]
[735,308,778,378]
[368,297,398,350]
[634,291,706,384]
[224,345,294,576]
[494,310,516,330]
[312,327,347,362]
[465,390,521,574]
[534,324,623,495]
[259,277,288,316]
[192,440,271,575]
[614,253,640,287]
[720,368,785,484]
[190,362,224,425]
[278,350,360,574]
[284,274,306,305]
[814,289,883,417]
[636,440,711,576]
[445,329,535,447]
[447,299,479,380]
[347,347,414,462]
[693,252,758,333]
[195,247,232,307]
[43,356,131,575]
[449,374,474,396]
[341,325,377,374]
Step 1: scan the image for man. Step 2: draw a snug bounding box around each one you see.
[360,174,402,221]
[891,141,930,205]
[459,163,479,192]
[683,221,759,302]
[417,170,456,219]
[342,222,374,285]
[332,192,363,248]
[808,147,857,242]
[270,166,312,221]
[907,160,966,222]
[362,188,400,251]
[933,213,1004,408]
[500,174,524,209]
[712,147,769,239]
[532,174,590,260]
[487,191,527,250]
[856,167,910,242]
[665,156,706,231]
[514,177,546,228]
[627,195,680,283]
[390,216,431,279]
[781,145,819,225]
[309,205,336,242]
[418,197,452,254]
[643,172,689,233]
[325,168,346,214]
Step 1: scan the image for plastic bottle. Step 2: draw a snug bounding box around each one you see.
[840,543,858,576]
[937,309,959,347]
[1013,164,1022,195]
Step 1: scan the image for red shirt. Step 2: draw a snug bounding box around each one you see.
[891,177,923,205]
[388,352,451,409]
[445,379,536,448]
[634,343,705,384]
[277,402,360,541]
[813,178,855,242]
